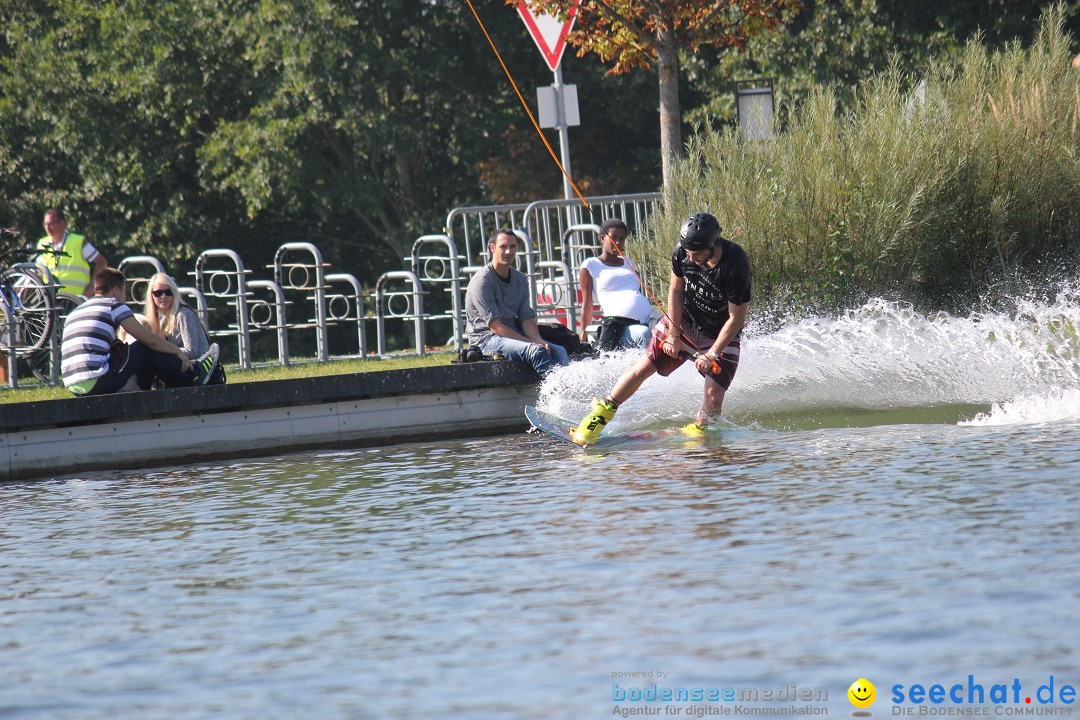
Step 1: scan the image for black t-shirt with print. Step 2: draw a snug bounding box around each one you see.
[670,237,752,337]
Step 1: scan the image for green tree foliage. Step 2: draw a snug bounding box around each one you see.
[513,0,801,187]
[0,0,663,279]
[192,0,525,270]
[641,6,1080,315]
[0,1,247,264]
[1,1,516,274]
[684,0,1080,125]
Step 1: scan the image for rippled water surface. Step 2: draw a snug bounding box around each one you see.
[4,296,1080,719]
[5,421,1080,719]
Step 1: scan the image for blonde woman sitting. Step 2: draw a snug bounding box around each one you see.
[144,272,223,384]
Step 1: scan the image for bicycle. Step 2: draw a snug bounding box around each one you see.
[0,228,84,383]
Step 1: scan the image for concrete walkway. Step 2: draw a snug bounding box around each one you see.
[0,362,540,482]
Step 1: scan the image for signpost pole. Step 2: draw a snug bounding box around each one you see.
[553,66,573,202]
[517,1,580,207]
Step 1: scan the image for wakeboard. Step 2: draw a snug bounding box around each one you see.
[525,405,686,450]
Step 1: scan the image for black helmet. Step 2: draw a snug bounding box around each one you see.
[679,212,721,251]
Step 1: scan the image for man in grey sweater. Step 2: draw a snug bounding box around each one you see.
[464,228,569,377]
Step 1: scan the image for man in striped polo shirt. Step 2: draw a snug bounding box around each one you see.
[61,267,219,396]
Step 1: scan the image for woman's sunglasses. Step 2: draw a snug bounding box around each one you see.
[151,289,174,298]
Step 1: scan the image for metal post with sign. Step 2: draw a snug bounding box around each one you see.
[734,78,775,142]
[516,1,580,202]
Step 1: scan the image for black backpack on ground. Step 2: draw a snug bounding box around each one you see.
[538,322,596,360]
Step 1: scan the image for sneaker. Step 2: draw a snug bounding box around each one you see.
[680,422,706,438]
[192,343,220,385]
[570,398,617,445]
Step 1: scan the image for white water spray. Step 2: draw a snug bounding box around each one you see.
[539,293,1080,429]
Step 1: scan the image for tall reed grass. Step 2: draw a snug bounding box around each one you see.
[639,5,1080,316]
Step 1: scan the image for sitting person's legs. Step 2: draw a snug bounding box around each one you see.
[86,342,151,395]
[482,335,568,377]
[624,323,652,349]
[544,341,570,368]
[94,341,198,391]
[148,342,220,388]
[146,347,198,388]
[599,317,651,351]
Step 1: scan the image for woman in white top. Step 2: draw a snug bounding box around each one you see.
[577,219,654,351]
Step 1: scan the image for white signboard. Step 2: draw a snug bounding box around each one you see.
[537,85,580,128]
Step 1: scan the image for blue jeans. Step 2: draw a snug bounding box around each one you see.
[481,335,569,377]
[623,323,652,348]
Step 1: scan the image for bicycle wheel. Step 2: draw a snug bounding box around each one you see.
[27,291,84,383]
[0,268,54,354]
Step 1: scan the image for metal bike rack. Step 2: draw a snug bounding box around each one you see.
[117,255,167,306]
[247,279,290,366]
[408,234,464,353]
[325,273,367,359]
[194,249,254,370]
[374,271,425,356]
[272,243,330,362]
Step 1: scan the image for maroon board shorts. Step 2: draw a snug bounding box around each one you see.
[646,317,741,390]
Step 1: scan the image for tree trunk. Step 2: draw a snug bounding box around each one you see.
[656,27,681,191]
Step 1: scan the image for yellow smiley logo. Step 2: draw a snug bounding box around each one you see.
[848,678,876,708]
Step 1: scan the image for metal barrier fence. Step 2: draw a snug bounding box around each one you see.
[444,202,535,269]
[446,192,660,268]
[325,273,367,359]
[520,193,662,268]
[445,192,662,339]
[247,279,290,366]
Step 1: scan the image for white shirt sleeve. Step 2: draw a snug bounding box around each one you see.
[81,241,100,262]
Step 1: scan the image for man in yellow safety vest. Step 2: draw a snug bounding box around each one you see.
[36,208,108,297]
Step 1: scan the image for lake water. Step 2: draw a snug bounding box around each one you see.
[3,297,1080,719]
